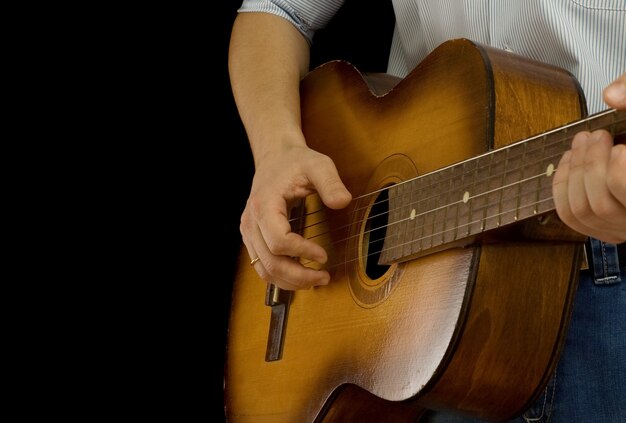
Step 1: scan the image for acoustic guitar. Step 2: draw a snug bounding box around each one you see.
[224,38,626,422]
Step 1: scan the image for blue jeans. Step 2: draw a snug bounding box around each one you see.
[421,240,625,422]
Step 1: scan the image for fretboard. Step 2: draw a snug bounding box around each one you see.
[379,108,626,264]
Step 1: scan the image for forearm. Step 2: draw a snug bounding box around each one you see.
[228,12,311,166]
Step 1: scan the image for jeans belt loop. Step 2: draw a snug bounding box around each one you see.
[586,238,623,285]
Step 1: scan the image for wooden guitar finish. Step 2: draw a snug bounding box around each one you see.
[224,39,625,422]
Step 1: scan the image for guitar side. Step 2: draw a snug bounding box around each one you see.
[224,39,585,422]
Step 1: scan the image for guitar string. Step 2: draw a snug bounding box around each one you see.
[288,134,568,257]
[287,110,624,269]
[289,108,623,234]
[298,179,555,271]
[295,165,616,270]
[287,108,623,241]
[299,196,557,271]
[300,146,563,245]
[290,110,626,238]
[290,166,554,270]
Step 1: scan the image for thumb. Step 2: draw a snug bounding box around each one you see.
[309,160,352,210]
[603,73,626,110]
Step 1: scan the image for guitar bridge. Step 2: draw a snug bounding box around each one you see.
[265,283,292,362]
[264,199,304,361]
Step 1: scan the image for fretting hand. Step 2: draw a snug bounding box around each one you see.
[552,73,626,244]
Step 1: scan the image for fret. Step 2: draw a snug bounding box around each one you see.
[537,129,566,214]
[514,142,530,222]
[611,111,626,135]
[583,109,622,133]
[469,153,491,235]
[452,166,466,242]
[400,180,416,258]
[386,183,404,262]
[421,172,438,251]
[486,148,507,230]
[437,176,450,246]
[409,175,424,255]
[518,134,545,219]
[500,142,524,225]
[457,160,476,237]
[441,169,455,245]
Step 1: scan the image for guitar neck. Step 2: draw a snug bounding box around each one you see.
[380,108,626,264]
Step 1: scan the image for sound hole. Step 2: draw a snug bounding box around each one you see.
[364,188,391,279]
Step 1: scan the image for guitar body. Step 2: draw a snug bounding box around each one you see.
[224,39,587,422]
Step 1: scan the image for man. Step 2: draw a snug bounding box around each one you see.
[228,1,625,421]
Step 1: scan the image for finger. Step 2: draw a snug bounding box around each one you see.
[305,154,352,210]
[582,131,626,228]
[242,193,333,288]
[256,193,328,263]
[554,132,595,234]
[261,255,331,290]
[603,73,626,110]
[554,133,626,243]
[552,147,571,217]
[240,222,260,269]
[607,144,626,206]
[255,211,332,289]
[554,133,599,236]
[249,236,331,290]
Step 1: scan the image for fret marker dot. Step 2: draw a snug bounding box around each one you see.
[546,163,555,177]
[410,209,416,220]
[463,191,470,203]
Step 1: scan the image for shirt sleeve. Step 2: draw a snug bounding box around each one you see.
[237,0,346,44]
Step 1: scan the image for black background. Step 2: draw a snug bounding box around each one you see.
[217,1,394,420]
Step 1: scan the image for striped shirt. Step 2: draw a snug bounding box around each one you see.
[238,0,625,114]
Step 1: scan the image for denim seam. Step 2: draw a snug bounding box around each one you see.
[595,275,619,285]
[522,368,557,423]
[601,242,609,277]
